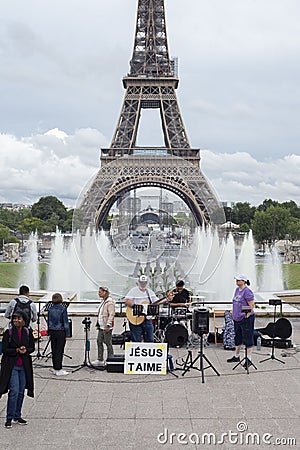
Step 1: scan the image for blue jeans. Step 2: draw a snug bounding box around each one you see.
[7,366,26,420]
[129,319,154,342]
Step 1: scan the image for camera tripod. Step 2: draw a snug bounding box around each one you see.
[181,331,220,383]
[72,317,94,373]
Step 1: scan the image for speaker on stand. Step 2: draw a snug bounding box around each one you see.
[182,309,220,383]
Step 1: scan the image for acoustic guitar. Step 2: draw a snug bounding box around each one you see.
[126,295,172,326]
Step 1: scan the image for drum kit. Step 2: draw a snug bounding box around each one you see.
[129,297,209,348]
[152,304,194,347]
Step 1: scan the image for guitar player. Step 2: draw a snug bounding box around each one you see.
[125,275,172,342]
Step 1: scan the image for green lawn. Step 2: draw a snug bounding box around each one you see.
[0,263,48,289]
[282,264,300,290]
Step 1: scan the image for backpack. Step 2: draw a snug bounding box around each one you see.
[12,298,32,328]
[223,310,236,350]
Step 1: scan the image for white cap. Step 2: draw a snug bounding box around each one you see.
[139,275,148,283]
[235,274,248,282]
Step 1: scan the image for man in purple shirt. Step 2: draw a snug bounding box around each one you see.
[227,274,255,368]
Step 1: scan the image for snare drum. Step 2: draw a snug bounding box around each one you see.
[171,307,188,321]
[164,323,188,348]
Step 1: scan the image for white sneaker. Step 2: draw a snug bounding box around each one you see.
[55,370,69,376]
[91,359,105,366]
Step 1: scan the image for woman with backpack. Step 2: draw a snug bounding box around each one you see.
[0,310,35,429]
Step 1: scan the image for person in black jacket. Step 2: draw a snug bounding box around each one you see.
[0,311,35,429]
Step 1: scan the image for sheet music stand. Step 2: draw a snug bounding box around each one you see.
[259,299,285,365]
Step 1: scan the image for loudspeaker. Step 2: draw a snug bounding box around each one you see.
[192,308,209,335]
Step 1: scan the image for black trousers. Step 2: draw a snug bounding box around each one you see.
[49,330,66,370]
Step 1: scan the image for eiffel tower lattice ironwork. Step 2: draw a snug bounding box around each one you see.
[79,0,224,229]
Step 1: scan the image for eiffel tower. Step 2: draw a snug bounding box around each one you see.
[78,0,224,230]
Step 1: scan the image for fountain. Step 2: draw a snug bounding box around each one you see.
[46,226,285,303]
[259,245,284,291]
[19,232,39,291]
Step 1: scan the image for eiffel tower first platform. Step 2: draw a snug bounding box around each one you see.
[78,0,225,230]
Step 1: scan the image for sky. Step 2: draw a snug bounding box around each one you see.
[1,0,299,208]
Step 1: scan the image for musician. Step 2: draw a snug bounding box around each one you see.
[92,286,115,367]
[125,275,168,342]
[227,274,255,368]
[169,280,190,309]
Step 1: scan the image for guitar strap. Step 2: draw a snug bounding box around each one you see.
[145,289,152,304]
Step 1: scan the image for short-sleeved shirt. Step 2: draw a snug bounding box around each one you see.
[232,286,254,322]
[125,286,158,319]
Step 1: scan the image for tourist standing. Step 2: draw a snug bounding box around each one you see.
[227,274,255,368]
[5,285,37,329]
[47,293,70,376]
[0,311,35,428]
[92,287,115,366]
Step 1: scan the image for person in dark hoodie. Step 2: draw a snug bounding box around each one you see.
[0,310,35,429]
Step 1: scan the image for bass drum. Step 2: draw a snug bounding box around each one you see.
[164,323,188,348]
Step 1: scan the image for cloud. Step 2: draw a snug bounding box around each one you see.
[0,1,299,210]
[0,129,299,208]
[0,0,300,162]
[0,129,104,206]
[201,150,300,205]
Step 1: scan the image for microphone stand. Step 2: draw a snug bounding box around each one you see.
[259,299,285,365]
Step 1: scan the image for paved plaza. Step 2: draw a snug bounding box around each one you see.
[1,315,300,450]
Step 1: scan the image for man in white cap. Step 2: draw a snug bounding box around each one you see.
[125,275,158,342]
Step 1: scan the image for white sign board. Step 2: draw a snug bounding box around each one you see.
[124,342,168,375]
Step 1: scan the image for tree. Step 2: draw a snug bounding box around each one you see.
[252,206,292,245]
[281,200,300,219]
[0,224,20,250]
[232,202,256,225]
[239,223,250,233]
[287,218,300,241]
[63,209,74,232]
[21,217,46,235]
[31,196,67,230]
[257,199,279,212]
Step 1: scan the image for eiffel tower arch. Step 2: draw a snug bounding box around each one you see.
[78,0,224,230]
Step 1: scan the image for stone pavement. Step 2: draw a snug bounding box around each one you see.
[1,316,300,450]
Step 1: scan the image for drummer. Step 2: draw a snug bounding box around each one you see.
[169,280,191,309]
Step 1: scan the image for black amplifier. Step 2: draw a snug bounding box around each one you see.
[106,354,125,373]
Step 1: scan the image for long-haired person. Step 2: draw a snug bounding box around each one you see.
[47,293,70,376]
[0,311,35,428]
